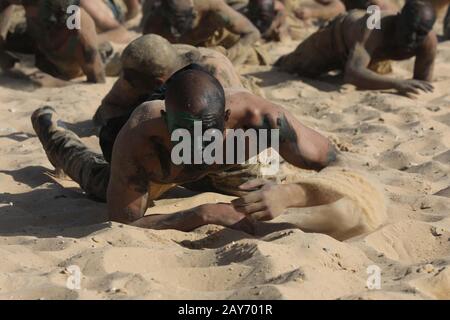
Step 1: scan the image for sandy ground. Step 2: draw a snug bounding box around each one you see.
[0,10,449,299]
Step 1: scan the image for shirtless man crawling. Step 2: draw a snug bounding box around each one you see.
[94,34,244,127]
[242,0,289,42]
[93,34,250,161]
[79,0,139,44]
[276,0,437,97]
[31,66,338,233]
[0,0,107,85]
[0,0,141,85]
[142,0,266,65]
[293,0,397,22]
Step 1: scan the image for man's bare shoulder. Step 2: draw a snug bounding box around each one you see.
[127,100,165,128]
[344,10,397,30]
[195,0,214,11]
[225,89,264,111]
[174,44,198,55]
[113,100,166,160]
[342,10,393,46]
[197,47,234,69]
[77,7,98,38]
[198,47,226,58]
[345,9,368,22]
[420,30,438,51]
[225,88,253,99]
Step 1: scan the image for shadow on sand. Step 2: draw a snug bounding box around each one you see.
[247,68,345,93]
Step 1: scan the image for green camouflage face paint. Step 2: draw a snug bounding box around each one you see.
[165,110,202,134]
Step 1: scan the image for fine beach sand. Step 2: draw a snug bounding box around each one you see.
[0,8,449,300]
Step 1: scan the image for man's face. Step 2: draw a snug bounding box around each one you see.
[396,13,433,50]
[163,2,197,38]
[39,0,78,28]
[248,0,275,33]
[163,107,225,171]
[123,68,166,92]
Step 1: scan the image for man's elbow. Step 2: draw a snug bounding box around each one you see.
[322,143,338,167]
[243,27,261,44]
[252,27,261,41]
[343,64,360,85]
[86,70,106,83]
[108,207,138,225]
[333,1,346,14]
[302,143,338,171]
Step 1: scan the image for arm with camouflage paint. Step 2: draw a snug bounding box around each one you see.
[212,0,261,46]
[123,0,141,20]
[295,0,345,21]
[345,40,434,96]
[230,93,340,221]
[107,101,254,233]
[80,0,133,44]
[413,31,437,82]
[94,75,143,125]
[76,8,106,83]
[237,92,337,171]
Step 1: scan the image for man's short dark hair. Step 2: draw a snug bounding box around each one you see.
[165,63,226,132]
[401,0,436,30]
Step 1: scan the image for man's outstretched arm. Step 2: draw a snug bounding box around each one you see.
[295,0,345,21]
[413,32,437,81]
[77,9,106,83]
[80,0,134,43]
[106,158,208,230]
[107,173,254,233]
[213,0,261,46]
[345,43,433,96]
[232,179,342,221]
[123,0,141,21]
[241,92,337,171]
[107,126,254,233]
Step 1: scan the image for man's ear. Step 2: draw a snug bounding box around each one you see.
[224,109,231,122]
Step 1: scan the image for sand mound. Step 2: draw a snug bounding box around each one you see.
[277,167,388,240]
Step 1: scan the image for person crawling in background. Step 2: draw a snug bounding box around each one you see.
[79,0,139,43]
[142,0,267,65]
[276,0,437,98]
[31,65,340,234]
[0,0,107,85]
[93,34,245,126]
[92,34,250,161]
[242,0,289,41]
[0,0,141,85]
[292,0,397,22]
